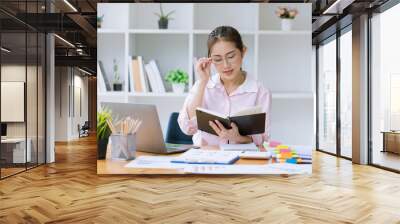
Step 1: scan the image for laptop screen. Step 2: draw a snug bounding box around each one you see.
[1,123,7,137]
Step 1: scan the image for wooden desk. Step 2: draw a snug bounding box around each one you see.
[97,146,274,175]
[382,131,400,154]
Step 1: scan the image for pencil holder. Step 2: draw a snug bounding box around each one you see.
[109,133,136,160]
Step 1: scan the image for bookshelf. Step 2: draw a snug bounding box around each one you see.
[97,3,314,145]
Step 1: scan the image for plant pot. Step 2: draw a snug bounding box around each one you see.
[158,19,168,29]
[172,83,185,94]
[98,138,109,159]
[281,18,293,31]
[113,83,123,91]
[97,21,102,28]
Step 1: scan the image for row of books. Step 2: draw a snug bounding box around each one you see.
[98,57,204,93]
[97,57,166,93]
[128,56,165,93]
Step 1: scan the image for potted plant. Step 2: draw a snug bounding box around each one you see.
[97,108,112,159]
[165,69,188,94]
[275,7,298,31]
[97,15,104,28]
[154,3,175,29]
[112,59,123,91]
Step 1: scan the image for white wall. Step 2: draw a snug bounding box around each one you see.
[55,67,89,141]
[1,65,36,138]
[97,3,129,29]
[55,67,69,141]
[1,64,46,163]
[71,74,89,138]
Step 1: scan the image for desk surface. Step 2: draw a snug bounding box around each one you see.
[97,146,298,175]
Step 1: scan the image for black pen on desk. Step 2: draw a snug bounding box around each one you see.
[297,161,312,164]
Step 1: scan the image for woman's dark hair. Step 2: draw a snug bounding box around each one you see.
[207,26,245,57]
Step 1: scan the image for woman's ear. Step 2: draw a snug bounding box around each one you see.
[241,46,247,57]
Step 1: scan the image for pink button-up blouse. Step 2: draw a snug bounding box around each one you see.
[178,73,271,146]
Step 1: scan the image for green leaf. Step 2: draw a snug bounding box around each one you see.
[165,69,189,84]
[97,107,112,140]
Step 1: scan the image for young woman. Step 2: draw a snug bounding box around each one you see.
[178,26,271,146]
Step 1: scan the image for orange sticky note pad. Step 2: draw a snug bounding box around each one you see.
[280,152,292,159]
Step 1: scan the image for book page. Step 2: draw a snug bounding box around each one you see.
[232,106,262,116]
[196,107,227,119]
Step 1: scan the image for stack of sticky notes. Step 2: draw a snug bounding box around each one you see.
[263,141,312,164]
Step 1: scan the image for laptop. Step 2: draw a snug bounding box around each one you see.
[101,103,196,154]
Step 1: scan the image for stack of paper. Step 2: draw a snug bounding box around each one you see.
[125,156,186,169]
[184,163,311,175]
[220,143,259,151]
[171,149,240,165]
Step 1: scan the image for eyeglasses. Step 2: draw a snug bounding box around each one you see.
[210,51,238,65]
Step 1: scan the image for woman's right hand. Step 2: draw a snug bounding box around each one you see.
[196,57,212,84]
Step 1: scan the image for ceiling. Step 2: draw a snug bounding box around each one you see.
[0,0,392,75]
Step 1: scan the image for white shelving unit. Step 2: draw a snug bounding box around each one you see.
[98,3,314,145]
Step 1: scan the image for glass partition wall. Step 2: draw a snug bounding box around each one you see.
[0,1,46,179]
[316,26,353,159]
[370,3,400,172]
[317,35,337,155]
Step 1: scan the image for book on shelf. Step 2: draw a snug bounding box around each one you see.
[98,60,112,91]
[196,106,266,136]
[144,60,165,93]
[144,63,158,93]
[130,56,148,93]
[139,57,151,92]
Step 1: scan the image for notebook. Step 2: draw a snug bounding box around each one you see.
[196,107,266,136]
[171,149,240,165]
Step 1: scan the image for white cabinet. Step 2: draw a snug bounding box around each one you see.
[98,3,314,145]
[1,138,32,163]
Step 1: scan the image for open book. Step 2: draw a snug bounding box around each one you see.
[196,106,266,136]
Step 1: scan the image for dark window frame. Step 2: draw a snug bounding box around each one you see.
[0,0,48,180]
[315,22,353,161]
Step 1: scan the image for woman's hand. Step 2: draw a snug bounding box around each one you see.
[209,120,252,144]
[196,57,212,84]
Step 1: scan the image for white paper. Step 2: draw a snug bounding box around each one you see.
[171,149,240,164]
[124,155,312,175]
[220,143,259,151]
[184,163,312,175]
[286,145,313,156]
[232,106,262,116]
[125,156,186,169]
